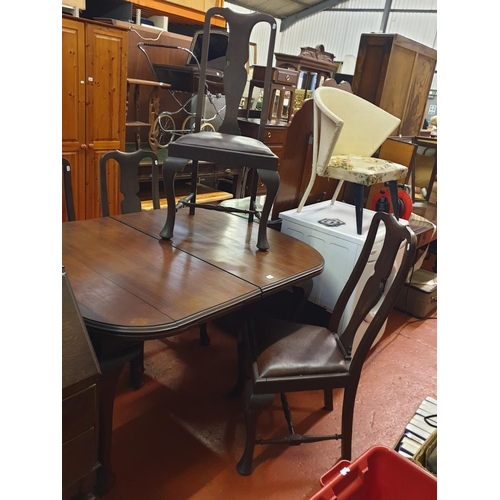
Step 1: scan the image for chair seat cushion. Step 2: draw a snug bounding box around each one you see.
[175,131,276,156]
[322,155,408,186]
[169,131,279,170]
[251,317,348,378]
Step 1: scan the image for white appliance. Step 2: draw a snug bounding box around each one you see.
[280,201,407,353]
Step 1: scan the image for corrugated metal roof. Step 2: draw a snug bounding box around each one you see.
[227,0,345,19]
[227,0,437,32]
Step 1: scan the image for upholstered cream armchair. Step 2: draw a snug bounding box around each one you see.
[297,86,408,234]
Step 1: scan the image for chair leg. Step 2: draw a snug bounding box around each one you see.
[255,169,280,251]
[297,169,317,212]
[199,322,210,346]
[189,160,199,216]
[388,180,400,220]
[237,387,275,475]
[330,179,344,206]
[323,389,333,411]
[159,157,189,240]
[290,279,313,322]
[340,386,358,461]
[229,329,246,399]
[352,183,364,235]
[129,343,145,389]
[248,169,258,224]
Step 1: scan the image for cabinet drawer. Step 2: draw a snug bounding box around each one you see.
[268,144,284,161]
[273,68,299,86]
[62,384,97,442]
[62,427,96,488]
[253,66,299,87]
[264,128,287,145]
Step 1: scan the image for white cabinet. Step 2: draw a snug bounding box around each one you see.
[280,201,406,352]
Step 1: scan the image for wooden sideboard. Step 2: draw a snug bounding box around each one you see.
[62,269,101,500]
[352,33,437,137]
[275,45,339,91]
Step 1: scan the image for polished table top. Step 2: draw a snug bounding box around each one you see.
[62,209,324,339]
[62,208,324,494]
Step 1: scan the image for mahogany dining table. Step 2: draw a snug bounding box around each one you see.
[62,207,324,494]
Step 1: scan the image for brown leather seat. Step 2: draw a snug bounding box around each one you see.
[159,7,280,251]
[172,132,279,167]
[235,212,417,475]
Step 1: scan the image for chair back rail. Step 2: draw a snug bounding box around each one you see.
[99,149,160,217]
[329,212,416,368]
[196,7,277,140]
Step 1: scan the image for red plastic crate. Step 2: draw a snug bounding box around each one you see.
[309,446,437,500]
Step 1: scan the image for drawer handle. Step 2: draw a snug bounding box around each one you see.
[286,74,290,81]
[267,132,272,138]
[224,168,232,174]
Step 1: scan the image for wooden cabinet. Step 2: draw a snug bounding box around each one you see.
[275,45,339,90]
[62,268,101,500]
[352,33,437,137]
[62,16,128,220]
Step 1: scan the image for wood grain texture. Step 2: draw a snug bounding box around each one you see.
[63,217,261,339]
[62,17,128,220]
[111,208,324,296]
[352,34,437,137]
[62,206,324,495]
[62,270,100,497]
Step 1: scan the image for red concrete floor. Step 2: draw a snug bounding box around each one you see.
[102,306,437,500]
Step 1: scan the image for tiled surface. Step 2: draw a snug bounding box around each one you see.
[104,308,437,500]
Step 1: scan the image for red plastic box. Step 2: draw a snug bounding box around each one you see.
[308,446,437,500]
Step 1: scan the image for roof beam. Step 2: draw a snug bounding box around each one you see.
[280,0,346,32]
[379,0,393,33]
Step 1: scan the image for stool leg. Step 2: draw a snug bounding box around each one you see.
[353,183,364,235]
[388,181,400,220]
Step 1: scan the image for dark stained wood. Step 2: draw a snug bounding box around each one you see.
[62,269,101,499]
[62,208,324,495]
[274,45,339,88]
[125,26,193,139]
[62,217,261,339]
[264,98,342,217]
[62,271,101,397]
[237,117,289,213]
[111,208,325,296]
[160,8,280,252]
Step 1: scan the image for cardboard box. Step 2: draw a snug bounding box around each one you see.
[395,269,437,318]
